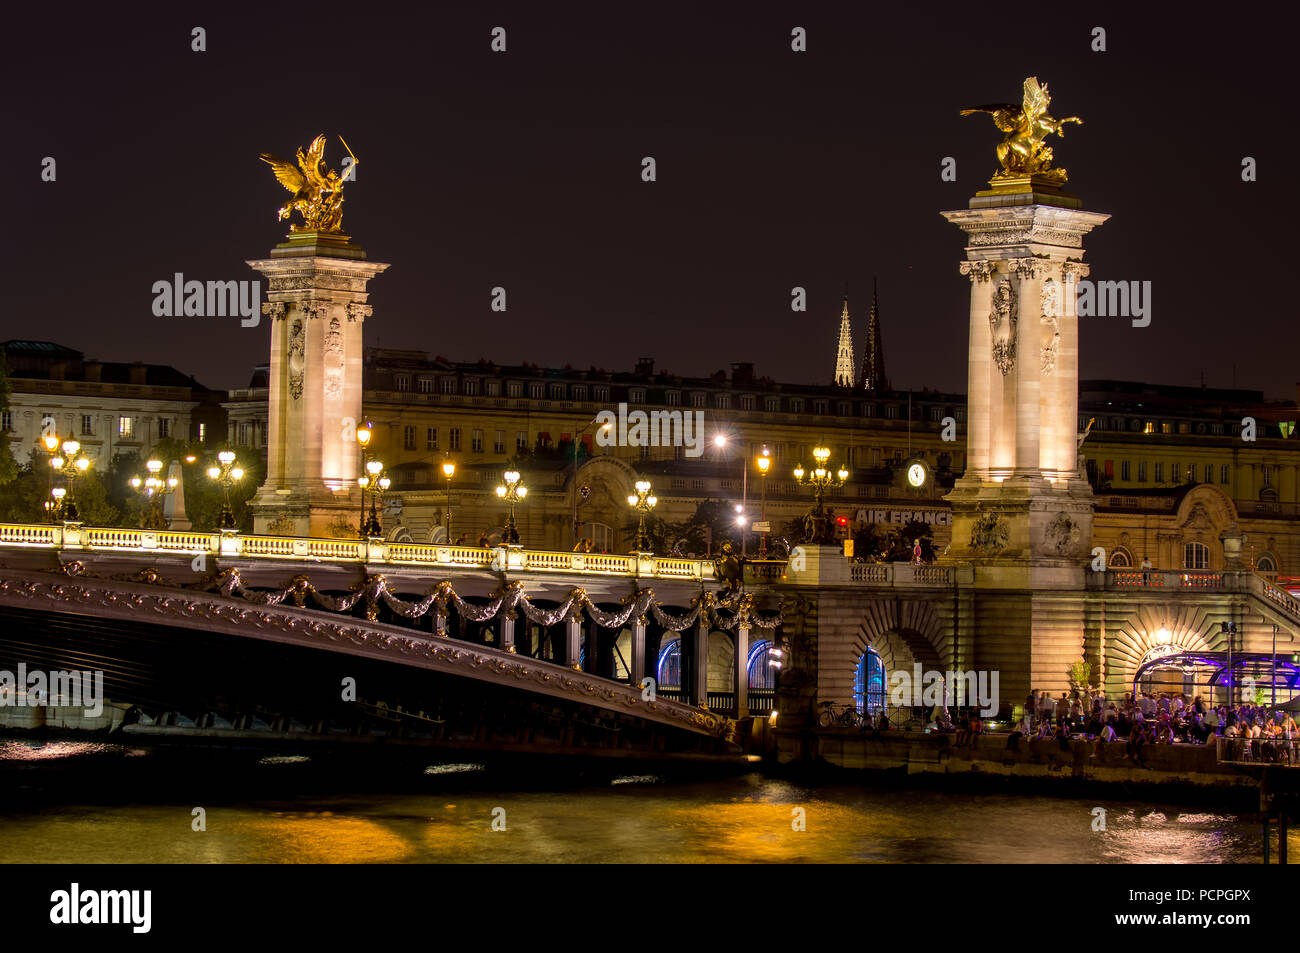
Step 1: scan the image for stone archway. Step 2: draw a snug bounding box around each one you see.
[570,456,643,552]
[816,596,948,707]
[1169,485,1239,571]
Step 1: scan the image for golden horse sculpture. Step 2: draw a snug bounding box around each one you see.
[259,135,356,233]
[961,77,1081,185]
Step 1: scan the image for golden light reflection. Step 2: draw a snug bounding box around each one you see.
[233,814,413,864]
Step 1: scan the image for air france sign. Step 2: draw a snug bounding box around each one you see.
[853,508,951,527]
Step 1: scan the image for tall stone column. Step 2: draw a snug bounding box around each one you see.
[940,175,1109,706]
[246,232,388,537]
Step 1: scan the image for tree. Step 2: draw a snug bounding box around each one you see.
[882,519,936,562]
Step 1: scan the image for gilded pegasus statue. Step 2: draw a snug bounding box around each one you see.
[259,135,356,233]
[961,77,1081,185]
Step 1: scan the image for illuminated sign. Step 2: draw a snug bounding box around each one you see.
[854,508,952,527]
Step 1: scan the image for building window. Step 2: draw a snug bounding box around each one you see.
[656,639,681,690]
[529,383,545,399]
[812,400,827,415]
[690,479,706,490]
[854,648,886,715]
[0,411,10,431]
[441,377,456,394]
[80,415,93,436]
[449,428,461,451]
[395,375,410,392]
[493,430,505,453]
[464,379,479,396]
[516,431,527,451]
[1184,542,1210,570]
[418,378,434,393]
[198,422,207,442]
[548,383,565,399]
[790,398,804,414]
[158,418,170,438]
[629,389,645,404]
[426,428,438,451]
[1137,462,1147,482]
[1263,465,1273,488]
[690,392,706,408]
[403,426,416,450]
[716,394,731,410]
[472,429,484,452]
[747,640,777,691]
[740,395,755,411]
[1154,462,1164,482]
[485,380,501,397]
[885,405,898,419]
[238,422,249,446]
[928,406,942,421]
[118,417,135,439]
[764,396,780,412]
[1258,553,1278,573]
[1221,464,1230,484]
[1108,547,1133,568]
[863,403,876,417]
[593,386,610,402]
[666,391,680,406]
[1121,460,1130,481]
[1204,464,1214,483]
[507,381,523,398]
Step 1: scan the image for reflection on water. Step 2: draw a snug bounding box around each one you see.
[0,739,1287,864]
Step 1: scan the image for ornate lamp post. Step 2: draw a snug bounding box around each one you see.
[49,437,92,522]
[46,487,67,521]
[359,459,390,537]
[496,469,528,545]
[355,420,375,536]
[129,458,179,530]
[756,448,771,556]
[627,480,658,553]
[442,460,456,542]
[206,451,244,530]
[792,445,849,545]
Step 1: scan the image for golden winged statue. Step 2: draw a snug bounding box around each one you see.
[961,77,1081,185]
[259,134,356,233]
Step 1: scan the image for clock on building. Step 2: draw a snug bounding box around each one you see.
[907,462,926,488]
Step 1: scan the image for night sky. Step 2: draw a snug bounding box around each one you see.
[2,3,1292,397]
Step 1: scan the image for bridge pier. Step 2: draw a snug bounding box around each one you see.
[630,620,647,689]
[734,624,750,717]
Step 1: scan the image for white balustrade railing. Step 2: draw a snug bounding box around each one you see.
[0,522,713,580]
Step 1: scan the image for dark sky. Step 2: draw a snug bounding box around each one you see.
[2,3,1293,397]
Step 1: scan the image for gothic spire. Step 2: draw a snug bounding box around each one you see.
[859,277,888,392]
[833,294,854,387]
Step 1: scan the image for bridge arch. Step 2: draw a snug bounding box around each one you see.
[817,597,947,708]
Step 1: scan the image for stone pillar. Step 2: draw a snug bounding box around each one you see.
[246,233,388,537]
[163,460,190,531]
[734,624,750,717]
[693,620,710,707]
[630,619,647,687]
[959,261,994,474]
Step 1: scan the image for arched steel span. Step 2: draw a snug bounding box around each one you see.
[0,566,736,742]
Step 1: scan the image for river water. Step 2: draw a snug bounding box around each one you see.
[0,739,1284,863]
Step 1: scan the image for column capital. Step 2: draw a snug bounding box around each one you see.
[1061,261,1091,282]
[959,260,993,282]
[346,302,373,323]
[262,301,288,321]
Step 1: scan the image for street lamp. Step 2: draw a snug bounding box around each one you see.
[206,450,244,530]
[442,460,456,543]
[496,469,528,545]
[355,421,375,537]
[49,437,92,522]
[129,458,179,530]
[572,417,614,547]
[793,445,849,544]
[358,458,389,537]
[627,480,658,553]
[47,487,67,521]
[756,447,771,556]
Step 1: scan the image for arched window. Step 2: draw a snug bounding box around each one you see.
[656,639,681,689]
[1184,542,1210,570]
[588,521,614,553]
[854,648,886,715]
[1108,547,1133,568]
[1257,553,1278,573]
[747,640,776,690]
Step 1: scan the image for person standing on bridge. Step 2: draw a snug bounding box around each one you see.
[1141,554,1153,585]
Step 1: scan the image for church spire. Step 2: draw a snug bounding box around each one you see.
[833,294,855,387]
[859,277,888,393]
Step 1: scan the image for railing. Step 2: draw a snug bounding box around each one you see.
[0,522,715,582]
[1108,570,1224,590]
[848,562,956,586]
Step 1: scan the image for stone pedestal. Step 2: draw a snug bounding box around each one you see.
[940,176,1109,703]
[246,232,389,537]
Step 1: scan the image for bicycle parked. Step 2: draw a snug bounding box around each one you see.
[817,701,863,728]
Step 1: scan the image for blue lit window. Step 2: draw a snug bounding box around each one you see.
[854,648,886,714]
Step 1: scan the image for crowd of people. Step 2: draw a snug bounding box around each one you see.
[1016,689,1300,763]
